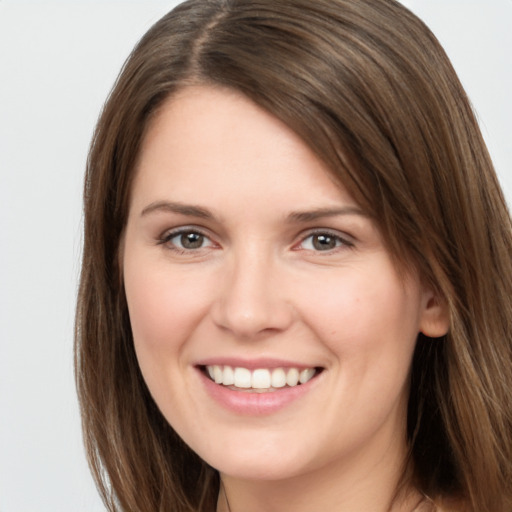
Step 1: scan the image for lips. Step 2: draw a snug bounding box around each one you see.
[194,358,324,414]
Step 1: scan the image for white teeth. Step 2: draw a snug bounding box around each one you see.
[252,369,271,389]
[205,365,318,390]
[271,368,287,388]
[286,368,299,386]
[223,365,234,386]
[213,365,223,384]
[233,367,252,388]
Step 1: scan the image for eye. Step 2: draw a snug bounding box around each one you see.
[159,228,215,251]
[298,231,351,252]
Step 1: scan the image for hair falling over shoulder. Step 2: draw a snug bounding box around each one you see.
[75,0,512,510]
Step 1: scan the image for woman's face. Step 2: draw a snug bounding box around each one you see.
[123,86,445,483]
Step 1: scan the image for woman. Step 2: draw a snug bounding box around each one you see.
[75,0,512,510]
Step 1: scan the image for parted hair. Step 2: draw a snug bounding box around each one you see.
[75,0,512,510]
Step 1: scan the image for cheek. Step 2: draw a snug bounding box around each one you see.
[123,258,211,380]
[294,270,421,445]
[126,273,179,352]
[122,259,218,424]
[296,266,421,376]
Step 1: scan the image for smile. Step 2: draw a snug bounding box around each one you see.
[197,362,324,415]
[205,365,319,391]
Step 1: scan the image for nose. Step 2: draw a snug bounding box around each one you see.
[211,249,294,339]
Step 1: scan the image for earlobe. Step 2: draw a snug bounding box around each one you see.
[419,291,450,338]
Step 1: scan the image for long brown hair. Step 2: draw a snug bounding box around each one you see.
[75,1,512,510]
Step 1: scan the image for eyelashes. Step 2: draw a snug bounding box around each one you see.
[157,226,354,255]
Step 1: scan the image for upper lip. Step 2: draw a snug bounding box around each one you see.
[195,357,322,370]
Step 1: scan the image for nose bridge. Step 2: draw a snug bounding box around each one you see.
[212,242,292,337]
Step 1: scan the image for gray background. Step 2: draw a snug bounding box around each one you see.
[1,1,510,511]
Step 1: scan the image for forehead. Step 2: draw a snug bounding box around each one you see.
[131,85,357,216]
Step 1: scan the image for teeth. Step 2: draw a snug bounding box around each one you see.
[271,368,287,388]
[252,369,271,389]
[223,365,234,386]
[205,365,318,390]
[233,367,251,388]
[213,365,223,384]
[299,368,316,384]
[286,368,299,386]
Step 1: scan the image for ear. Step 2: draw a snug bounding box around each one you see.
[419,289,450,338]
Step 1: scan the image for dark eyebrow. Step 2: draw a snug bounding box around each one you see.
[286,207,368,223]
[140,201,214,219]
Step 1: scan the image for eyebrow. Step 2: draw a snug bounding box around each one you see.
[140,201,215,219]
[286,206,368,223]
[140,201,368,223]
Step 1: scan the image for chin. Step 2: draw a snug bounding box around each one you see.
[195,436,317,482]
[213,457,307,482]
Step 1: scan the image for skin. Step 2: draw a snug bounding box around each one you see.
[122,85,449,512]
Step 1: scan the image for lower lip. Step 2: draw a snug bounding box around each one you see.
[196,368,322,415]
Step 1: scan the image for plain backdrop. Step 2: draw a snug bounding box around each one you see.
[0,1,510,511]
